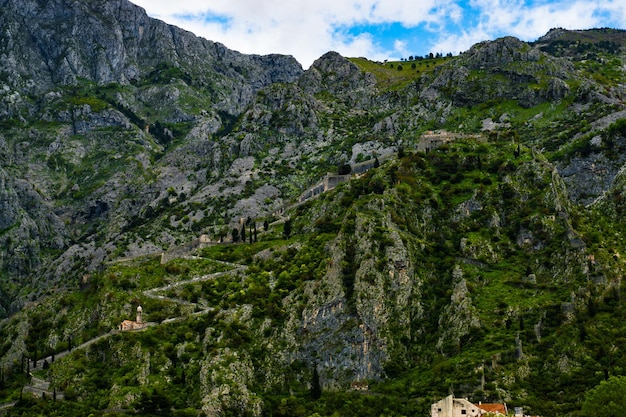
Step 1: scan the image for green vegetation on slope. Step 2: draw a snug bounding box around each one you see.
[2,135,625,416]
[349,56,452,90]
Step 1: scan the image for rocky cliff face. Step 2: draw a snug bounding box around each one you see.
[0,0,302,95]
[423,36,572,107]
[299,52,378,107]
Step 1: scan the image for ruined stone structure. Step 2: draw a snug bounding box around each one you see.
[22,376,64,401]
[351,381,369,391]
[418,131,456,152]
[298,174,351,203]
[352,158,379,175]
[417,130,481,153]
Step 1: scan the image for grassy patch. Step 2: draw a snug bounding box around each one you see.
[349,56,452,90]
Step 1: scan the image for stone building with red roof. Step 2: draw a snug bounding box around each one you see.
[431,395,508,417]
[477,402,508,415]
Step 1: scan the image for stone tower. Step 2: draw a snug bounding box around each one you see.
[136,305,143,324]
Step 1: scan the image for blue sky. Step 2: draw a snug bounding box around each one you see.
[132,0,626,68]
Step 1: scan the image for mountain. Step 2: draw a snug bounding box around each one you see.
[0,0,625,414]
[0,0,302,316]
[0,0,302,98]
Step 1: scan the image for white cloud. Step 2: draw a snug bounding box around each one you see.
[132,0,465,67]
[431,0,626,56]
[131,0,625,68]
[468,0,626,39]
[393,39,410,58]
[430,30,492,57]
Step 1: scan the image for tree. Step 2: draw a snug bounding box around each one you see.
[310,365,322,400]
[136,388,171,415]
[581,376,626,416]
[283,219,292,239]
[338,164,351,175]
[232,228,240,243]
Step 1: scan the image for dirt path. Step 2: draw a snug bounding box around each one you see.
[142,261,245,307]
[9,257,245,410]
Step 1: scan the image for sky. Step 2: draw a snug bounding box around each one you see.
[132,0,626,68]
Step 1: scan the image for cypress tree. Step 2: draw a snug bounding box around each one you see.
[283,219,292,239]
[311,365,322,400]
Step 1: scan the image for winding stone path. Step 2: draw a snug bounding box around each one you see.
[4,256,245,410]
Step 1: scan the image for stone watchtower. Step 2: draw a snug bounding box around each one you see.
[136,305,143,324]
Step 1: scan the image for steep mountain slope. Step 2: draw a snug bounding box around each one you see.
[2,136,625,416]
[0,1,625,414]
[0,0,301,101]
[0,0,302,316]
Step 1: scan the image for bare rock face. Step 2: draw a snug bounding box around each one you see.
[1,0,147,90]
[436,274,481,354]
[0,168,68,315]
[462,37,543,70]
[0,0,303,101]
[298,51,377,107]
[425,36,572,107]
[557,110,626,205]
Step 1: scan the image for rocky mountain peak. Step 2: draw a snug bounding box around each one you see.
[462,36,542,70]
[0,0,303,96]
[536,27,569,42]
[423,34,575,107]
[298,51,377,105]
